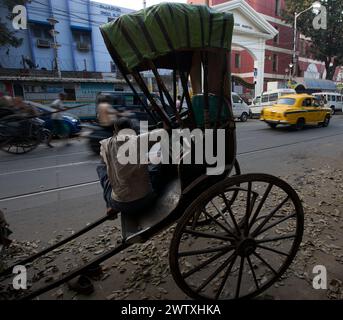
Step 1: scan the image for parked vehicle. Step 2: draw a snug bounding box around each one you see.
[260,94,331,130]
[232,92,250,122]
[312,92,343,114]
[25,101,82,137]
[250,89,296,117]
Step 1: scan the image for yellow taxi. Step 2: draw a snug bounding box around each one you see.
[260,94,331,130]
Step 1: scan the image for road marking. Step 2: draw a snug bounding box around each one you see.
[0,181,100,202]
[0,161,99,176]
[238,131,343,156]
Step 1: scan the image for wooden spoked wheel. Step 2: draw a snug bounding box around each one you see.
[170,173,304,300]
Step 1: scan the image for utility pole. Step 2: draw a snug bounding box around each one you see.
[143,0,146,9]
[47,17,61,78]
[292,2,321,78]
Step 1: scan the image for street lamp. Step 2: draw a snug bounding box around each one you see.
[292,1,322,78]
[47,17,61,78]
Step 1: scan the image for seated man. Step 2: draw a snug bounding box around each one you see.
[97,118,166,217]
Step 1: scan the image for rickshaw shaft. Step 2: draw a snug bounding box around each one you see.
[0,215,109,278]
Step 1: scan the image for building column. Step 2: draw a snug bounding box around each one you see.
[253,39,266,97]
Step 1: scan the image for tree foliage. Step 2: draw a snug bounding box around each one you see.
[0,0,27,47]
[283,0,343,80]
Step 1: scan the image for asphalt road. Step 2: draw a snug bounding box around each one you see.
[1,116,343,242]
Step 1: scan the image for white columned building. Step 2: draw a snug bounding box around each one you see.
[213,0,278,97]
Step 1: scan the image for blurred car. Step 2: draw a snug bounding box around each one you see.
[260,94,331,130]
[25,101,82,137]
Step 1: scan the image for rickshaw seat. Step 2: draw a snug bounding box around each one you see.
[121,176,181,241]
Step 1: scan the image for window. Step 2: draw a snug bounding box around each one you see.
[327,95,331,101]
[254,96,261,104]
[273,26,279,44]
[275,0,281,16]
[31,24,52,39]
[331,95,336,102]
[302,98,312,107]
[235,53,241,68]
[232,94,240,103]
[337,95,342,102]
[272,54,278,72]
[113,96,124,106]
[262,95,269,103]
[313,98,320,107]
[277,98,296,105]
[124,95,134,106]
[110,62,116,73]
[72,31,91,45]
[269,93,278,102]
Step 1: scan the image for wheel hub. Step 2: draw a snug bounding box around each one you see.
[236,237,257,257]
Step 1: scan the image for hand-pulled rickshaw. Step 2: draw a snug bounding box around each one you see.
[0,3,304,300]
[0,106,50,154]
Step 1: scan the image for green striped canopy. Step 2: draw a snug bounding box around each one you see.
[100,3,234,73]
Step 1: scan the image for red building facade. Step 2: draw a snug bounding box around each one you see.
[188,0,328,94]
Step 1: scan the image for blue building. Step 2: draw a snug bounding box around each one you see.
[0,0,134,116]
[0,0,132,73]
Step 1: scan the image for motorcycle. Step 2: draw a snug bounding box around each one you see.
[82,123,113,155]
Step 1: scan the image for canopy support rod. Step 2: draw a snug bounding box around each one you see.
[118,70,158,124]
[178,69,196,128]
[173,68,177,110]
[201,51,210,129]
[148,61,182,126]
[132,71,172,126]
[216,53,228,128]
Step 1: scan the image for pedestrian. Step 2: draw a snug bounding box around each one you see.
[51,93,70,146]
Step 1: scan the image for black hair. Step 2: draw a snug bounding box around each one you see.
[113,117,134,134]
[97,94,112,104]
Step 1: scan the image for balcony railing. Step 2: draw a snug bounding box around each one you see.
[0,68,103,79]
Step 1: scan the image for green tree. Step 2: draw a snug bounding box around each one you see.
[283,0,343,80]
[0,0,27,47]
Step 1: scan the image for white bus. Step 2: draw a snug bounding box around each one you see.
[249,88,296,117]
[312,92,343,114]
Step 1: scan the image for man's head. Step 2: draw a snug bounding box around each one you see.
[97,95,112,105]
[0,96,13,108]
[113,117,134,135]
[59,93,66,101]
